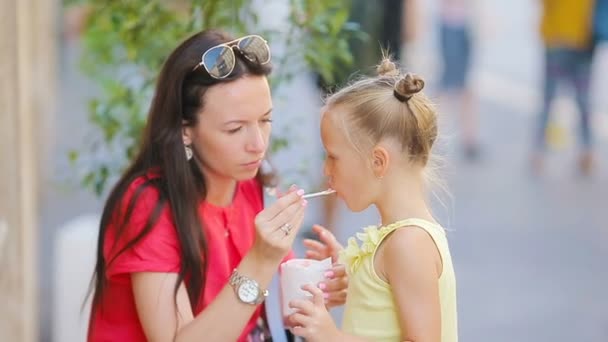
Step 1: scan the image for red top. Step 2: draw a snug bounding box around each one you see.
[88,175,291,341]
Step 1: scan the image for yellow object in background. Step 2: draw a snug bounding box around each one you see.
[540,0,595,49]
[546,120,570,149]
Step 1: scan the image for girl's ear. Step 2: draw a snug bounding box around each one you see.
[371,145,390,179]
[182,120,193,146]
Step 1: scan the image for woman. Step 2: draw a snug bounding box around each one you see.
[87,29,345,341]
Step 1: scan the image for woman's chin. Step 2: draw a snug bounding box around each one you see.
[234,168,260,181]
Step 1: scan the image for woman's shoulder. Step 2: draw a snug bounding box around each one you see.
[123,171,163,201]
[112,171,169,226]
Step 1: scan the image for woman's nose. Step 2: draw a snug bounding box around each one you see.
[246,126,266,153]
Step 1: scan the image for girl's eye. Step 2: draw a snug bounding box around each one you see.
[227,127,242,134]
[261,118,273,124]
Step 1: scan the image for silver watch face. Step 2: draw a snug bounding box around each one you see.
[237,279,260,303]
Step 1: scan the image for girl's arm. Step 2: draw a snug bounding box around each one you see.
[380,227,443,342]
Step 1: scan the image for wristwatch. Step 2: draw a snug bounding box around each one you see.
[229,269,268,305]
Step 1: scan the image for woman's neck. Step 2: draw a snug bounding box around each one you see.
[375,174,435,227]
[202,168,238,207]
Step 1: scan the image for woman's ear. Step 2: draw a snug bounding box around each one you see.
[371,145,390,179]
[182,120,193,146]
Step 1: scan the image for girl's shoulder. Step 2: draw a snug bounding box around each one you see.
[340,219,444,273]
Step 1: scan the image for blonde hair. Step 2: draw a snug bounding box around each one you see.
[325,57,452,222]
[325,57,437,166]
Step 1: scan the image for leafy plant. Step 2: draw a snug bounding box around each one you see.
[66,0,364,196]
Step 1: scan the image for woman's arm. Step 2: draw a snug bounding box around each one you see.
[133,249,277,342]
[380,227,443,342]
[133,188,307,341]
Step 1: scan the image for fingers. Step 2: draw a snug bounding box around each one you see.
[303,239,327,252]
[318,281,346,306]
[290,325,308,338]
[274,184,297,198]
[260,188,304,221]
[301,284,325,307]
[313,224,342,250]
[270,198,306,233]
[280,202,306,238]
[305,250,326,260]
[319,276,347,294]
[318,265,346,292]
[286,312,309,328]
[323,288,347,308]
[319,264,348,307]
[311,224,328,237]
[303,239,328,260]
[327,264,346,278]
[289,298,315,315]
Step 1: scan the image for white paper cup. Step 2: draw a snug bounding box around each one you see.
[279,258,332,317]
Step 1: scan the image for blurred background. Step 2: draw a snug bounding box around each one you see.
[1,0,607,341]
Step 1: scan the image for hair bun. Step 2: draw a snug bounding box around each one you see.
[376,58,400,77]
[394,73,425,101]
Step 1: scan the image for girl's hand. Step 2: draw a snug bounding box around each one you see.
[303,224,343,262]
[318,264,348,308]
[252,185,307,263]
[287,284,340,342]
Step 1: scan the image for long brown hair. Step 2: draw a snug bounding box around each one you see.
[88,29,274,317]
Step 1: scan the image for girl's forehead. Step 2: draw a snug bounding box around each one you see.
[321,111,351,148]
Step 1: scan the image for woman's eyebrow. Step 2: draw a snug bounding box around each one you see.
[223,108,273,126]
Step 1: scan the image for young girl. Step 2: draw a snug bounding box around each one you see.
[293,58,458,341]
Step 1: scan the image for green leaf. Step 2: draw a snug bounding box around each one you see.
[68,150,79,164]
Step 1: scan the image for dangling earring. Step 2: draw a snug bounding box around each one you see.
[185,145,193,160]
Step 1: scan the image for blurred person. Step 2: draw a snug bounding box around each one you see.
[86,29,347,342]
[438,0,480,161]
[533,0,596,176]
[294,58,458,342]
[593,0,608,44]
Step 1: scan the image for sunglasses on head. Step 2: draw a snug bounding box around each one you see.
[192,35,271,79]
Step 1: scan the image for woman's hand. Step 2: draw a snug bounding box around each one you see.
[303,224,348,307]
[318,264,348,308]
[287,284,341,342]
[252,186,307,263]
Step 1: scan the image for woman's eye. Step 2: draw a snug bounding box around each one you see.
[261,118,273,124]
[227,127,242,134]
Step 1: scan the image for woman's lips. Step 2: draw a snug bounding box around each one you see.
[242,159,262,170]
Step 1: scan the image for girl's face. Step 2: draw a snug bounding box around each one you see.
[320,107,376,212]
[184,75,273,181]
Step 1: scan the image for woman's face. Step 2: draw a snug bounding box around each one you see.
[184,75,273,181]
[320,107,376,212]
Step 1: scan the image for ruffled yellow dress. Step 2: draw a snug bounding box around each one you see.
[339,218,458,342]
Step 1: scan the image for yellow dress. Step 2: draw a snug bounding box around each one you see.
[339,218,458,342]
